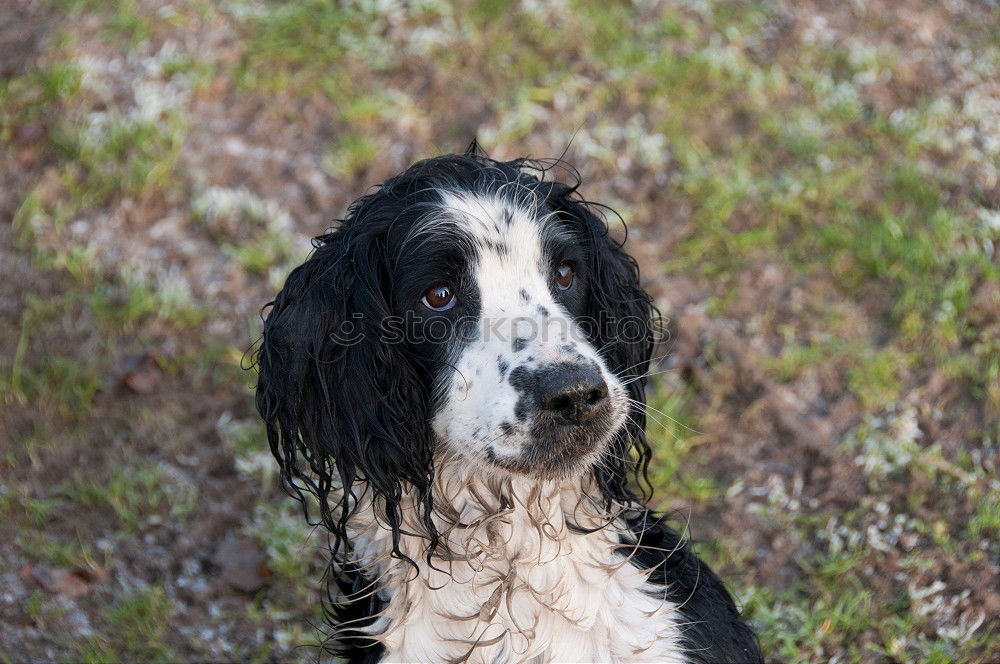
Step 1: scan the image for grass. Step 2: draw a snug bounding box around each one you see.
[967,492,1000,540]
[5,291,103,414]
[1,275,202,418]
[49,0,153,44]
[52,111,186,207]
[645,385,717,504]
[247,501,320,585]
[62,462,198,533]
[16,531,95,569]
[324,133,378,178]
[645,377,995,661]
[78,587,176,663]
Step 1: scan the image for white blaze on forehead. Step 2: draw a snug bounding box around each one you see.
[437,190,553,302]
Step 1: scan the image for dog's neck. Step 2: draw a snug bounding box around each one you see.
[341,461,687,663]
[348,460,617,561]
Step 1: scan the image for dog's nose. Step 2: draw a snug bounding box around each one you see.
[536,364,609,424]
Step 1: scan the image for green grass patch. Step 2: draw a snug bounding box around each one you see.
[1,272,203,418]
[324,134,377,178]
[52,112,186,209]
[62,462,197,533]
[967,491,1000,540]
[16,532,95,568]
[247,501,319,584]
[223,227,296,276]
[645,383,717,503]
[0,62,82,132]
[4,292,102,414]
[78,587,176,663]
[47,0,152,43]
[846,348,905,410]
[238,0,383,93]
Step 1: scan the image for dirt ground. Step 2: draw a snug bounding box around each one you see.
[1,1,998,662]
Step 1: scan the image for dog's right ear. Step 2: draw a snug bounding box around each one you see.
[253,224,437,558]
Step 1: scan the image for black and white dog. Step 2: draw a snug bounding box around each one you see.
[254,147,762,663]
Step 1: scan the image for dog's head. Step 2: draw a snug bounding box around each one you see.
[255,149,655,552]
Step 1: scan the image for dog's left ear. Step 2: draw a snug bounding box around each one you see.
[546,183,657,494]
[253,224,437,561]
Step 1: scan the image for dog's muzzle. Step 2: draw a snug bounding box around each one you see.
[490,361,618,476]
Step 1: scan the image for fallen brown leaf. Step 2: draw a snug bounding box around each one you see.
[121,351,163,394]
[22,564,109,598]
[213,533,270,593]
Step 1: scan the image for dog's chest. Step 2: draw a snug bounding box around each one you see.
[363,500,688,663]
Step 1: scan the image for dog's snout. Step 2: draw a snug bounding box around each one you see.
[536,363,608,424]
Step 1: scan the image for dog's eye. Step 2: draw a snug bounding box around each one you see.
[555,262,575,290]
[422,283,456,311]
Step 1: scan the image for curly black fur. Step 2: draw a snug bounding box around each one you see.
[620,511,763,663]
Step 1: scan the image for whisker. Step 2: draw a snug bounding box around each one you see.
[624,396,702,436]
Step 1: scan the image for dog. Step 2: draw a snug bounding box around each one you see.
[254,146,762,663]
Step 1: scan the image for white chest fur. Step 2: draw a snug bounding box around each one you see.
[345,472,688,663]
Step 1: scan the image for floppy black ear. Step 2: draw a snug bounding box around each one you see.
[547,184,657,500]
[254,226,437,560]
